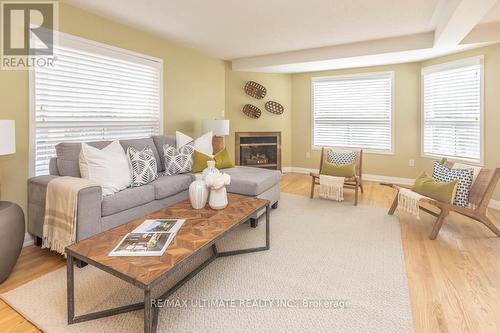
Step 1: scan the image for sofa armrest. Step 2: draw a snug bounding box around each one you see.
[75,185,103,241]
[28,175,58,239]
[27,176,103,242]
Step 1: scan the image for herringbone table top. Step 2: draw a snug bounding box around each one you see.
[66,194,268,288]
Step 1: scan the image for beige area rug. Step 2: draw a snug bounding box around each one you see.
[1,193,413,332]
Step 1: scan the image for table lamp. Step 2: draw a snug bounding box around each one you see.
[203,119,230,154]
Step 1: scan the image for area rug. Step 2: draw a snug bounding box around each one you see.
[1,193,413,332]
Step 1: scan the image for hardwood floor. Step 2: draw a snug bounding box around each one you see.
[0,246,64,333]
[1,173,499,332]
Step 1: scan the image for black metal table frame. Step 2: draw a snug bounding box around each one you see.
[67,204,270,333]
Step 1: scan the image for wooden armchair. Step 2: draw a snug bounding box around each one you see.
[388,159,500,240]
[310,147,363,205]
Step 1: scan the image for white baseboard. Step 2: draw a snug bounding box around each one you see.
[282,167,414,185]
[282,166,317,174]
[282,167,499,210]
[362,174,414,186]
[23,232,34,247]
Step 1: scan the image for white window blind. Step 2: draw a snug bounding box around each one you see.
[31,34,162,176]
[312,72,393,153]
[422,57,482,163]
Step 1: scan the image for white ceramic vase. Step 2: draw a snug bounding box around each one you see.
[209,186,228,210]
[189,174,209,209]
[202,160,219,179]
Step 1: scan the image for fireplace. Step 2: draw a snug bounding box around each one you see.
[235,132,281,170]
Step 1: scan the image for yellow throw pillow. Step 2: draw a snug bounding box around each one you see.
[192,150,213,173]
[320,162,356,178]
[214,148,234,169]
[411,172,457,204]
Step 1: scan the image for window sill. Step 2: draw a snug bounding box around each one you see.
[421,153,483,167]
[312,145,394,155]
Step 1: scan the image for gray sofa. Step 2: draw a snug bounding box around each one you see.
[27,135,280,245]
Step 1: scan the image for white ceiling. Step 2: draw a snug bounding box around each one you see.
[481,1,500,22]
[63,0,500,73]
[63,0,441,59]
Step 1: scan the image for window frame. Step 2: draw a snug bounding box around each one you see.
[28,31,164,177]
[310,71,395,155]
[420,56,484,166]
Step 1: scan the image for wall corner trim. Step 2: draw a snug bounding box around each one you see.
[23,233,34,248]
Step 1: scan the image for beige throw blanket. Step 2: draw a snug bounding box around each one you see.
[319,174,345,201]
[397,188,429,219]
[42,177,97,255]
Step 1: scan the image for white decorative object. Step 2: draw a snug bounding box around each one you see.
[79,141,132,196]
[205,173,231,210]
[176,131,213,156]
[202,160,220,179]
[0,120,16,155]
[209,187,228,210]
[189,174,209,209]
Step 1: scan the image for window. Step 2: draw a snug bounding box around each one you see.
[422,56,483,164]
[312,72,393,153]
[30,33,163,176]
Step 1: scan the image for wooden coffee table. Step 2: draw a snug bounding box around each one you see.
[65,193,270,333]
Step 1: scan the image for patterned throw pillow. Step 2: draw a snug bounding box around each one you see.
[327,150,357,165]
[127,146,158,187]
[432,162,474,208]
[163,141,194,176]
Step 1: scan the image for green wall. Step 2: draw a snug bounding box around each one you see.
[225,67,293,167]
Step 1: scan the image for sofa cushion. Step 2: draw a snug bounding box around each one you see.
[176,131,213,156]
[56,141,111,177]
[163,141,194,176]
[150,174,193,200]
[120,138,162,173]
[224,166,280,196]
[80,141,132,196]
[127,146,158,187]
[152,135,176,171]
[101,184,155,217]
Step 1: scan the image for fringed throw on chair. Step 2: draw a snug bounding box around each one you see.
[397,188,429,219]
[319,174,345,201]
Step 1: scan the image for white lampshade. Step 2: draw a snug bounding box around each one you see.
[203,119,229,136]
[0,120,15,155]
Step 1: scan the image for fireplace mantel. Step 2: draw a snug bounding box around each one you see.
[235,132,281,171]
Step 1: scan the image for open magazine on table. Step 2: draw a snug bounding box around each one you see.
[109,218,185,256]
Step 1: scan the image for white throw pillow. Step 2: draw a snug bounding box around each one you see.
[176,131,213,156]
[79,140,132,196]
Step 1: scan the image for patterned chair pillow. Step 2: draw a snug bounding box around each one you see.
[327,150,357,165]
[127,146,158,187]
[163,141,194,176]
[432,161,474,208]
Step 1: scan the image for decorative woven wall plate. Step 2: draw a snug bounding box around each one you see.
[244,81,267,99]
[242,104,261,119]
[265,101,284,115]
